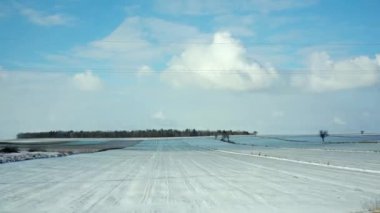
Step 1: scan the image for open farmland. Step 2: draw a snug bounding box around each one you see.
[1,136,380,212]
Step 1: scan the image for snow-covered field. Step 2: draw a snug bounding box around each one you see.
[0,137,379,212]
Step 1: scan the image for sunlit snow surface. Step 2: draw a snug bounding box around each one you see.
[1,136,380,212]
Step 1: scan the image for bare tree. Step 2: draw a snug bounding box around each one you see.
[319,130,329,143]
[221,130,230,142]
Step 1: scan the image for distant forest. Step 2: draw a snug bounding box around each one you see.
[17,129,251,139]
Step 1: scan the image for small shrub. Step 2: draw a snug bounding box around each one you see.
[0,146,19,153]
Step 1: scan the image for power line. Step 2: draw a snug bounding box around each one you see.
[3,65,378,72]
[2,68,378,75]
[1,38,380,46]
[94,40,380,46]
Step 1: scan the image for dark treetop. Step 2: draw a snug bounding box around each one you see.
[17,129,251,139]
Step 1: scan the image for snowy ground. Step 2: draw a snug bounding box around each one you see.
[0,151,69,164]
[0,138,379,212]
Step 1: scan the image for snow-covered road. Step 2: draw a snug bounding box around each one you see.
[1,138,379,212]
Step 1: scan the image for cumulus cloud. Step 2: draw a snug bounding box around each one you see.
[72,70,103,91]
[292,52,380,92]
[161,32,278,91]
[19,7,72,26]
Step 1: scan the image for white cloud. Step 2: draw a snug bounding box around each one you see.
[20,7,72,26]
[75,17,155,61]
[333,117,346,126]
[72,70,103,91]
[292,52,380,92]
[73,16,204,68]
[161,32,278,91]
[152,111,166,120]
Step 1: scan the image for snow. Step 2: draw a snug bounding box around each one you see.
[0,137,379,212]
[0,151,68,164]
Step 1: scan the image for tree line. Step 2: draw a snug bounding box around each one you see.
[17,129,251,139]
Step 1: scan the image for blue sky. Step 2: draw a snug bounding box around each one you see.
[0,0,380,138]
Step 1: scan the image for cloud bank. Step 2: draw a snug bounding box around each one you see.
[292,52,380,92]
[19,7,72,26]
[162,32,278,91]
[74,17,204,68]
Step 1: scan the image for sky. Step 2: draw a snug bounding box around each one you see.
[0,0,380,138]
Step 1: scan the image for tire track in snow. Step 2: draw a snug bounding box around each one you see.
[165,140,218,207]
[83,154,146,212]
[120,140,162,205]
[68,153,145,212]
[188,151,275,210]
[176,151,218,207]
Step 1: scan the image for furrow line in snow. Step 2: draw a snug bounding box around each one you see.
[188,151,275,210]
[68,155,138,212]
[206,148,380,195]
[216,149,380,175]
[279,147,380,153]
[85,153,146,211]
